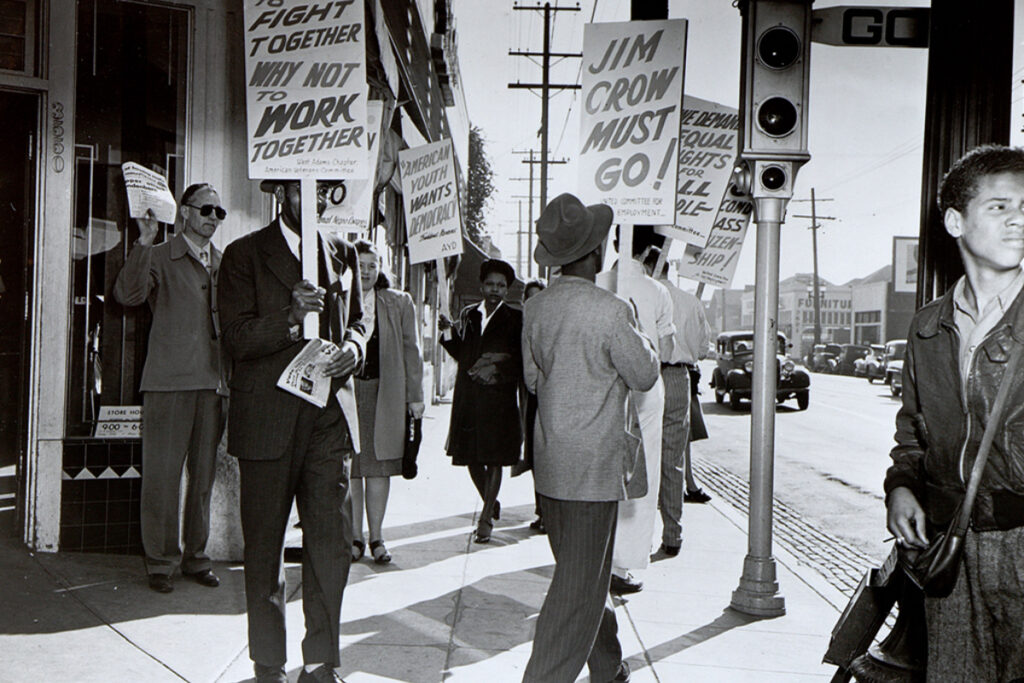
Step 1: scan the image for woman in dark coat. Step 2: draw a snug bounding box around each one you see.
[439,259,523,543]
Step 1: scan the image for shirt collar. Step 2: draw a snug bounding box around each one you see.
[953,268,1024,323]
[181,231,209,261]
[477,300,503,319]
[279,221,301,260]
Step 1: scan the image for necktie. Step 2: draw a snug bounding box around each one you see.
[199,249,210,271]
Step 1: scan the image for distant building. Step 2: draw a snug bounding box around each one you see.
[708,288,745,337]
[849,265,916,347]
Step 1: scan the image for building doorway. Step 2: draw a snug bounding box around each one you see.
[0,91,37,537]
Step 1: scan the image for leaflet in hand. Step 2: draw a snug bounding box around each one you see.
[276,338,339,408]
[121,162,177,225]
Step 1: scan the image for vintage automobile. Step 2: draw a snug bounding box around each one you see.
[855,344,886,382]
[882,339,907,392]
[805,343,843,373]
[711,331,811,411]
[836,344,872,376]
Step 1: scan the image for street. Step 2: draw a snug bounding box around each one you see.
[695,360,900,566]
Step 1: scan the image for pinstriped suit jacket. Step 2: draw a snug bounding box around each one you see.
[217,219,366,461]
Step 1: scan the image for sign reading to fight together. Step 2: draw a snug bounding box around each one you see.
[579,19,687,223]
[242,0,368,179]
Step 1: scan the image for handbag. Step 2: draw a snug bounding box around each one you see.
[898,340,1022,598]
[402,414,423,480]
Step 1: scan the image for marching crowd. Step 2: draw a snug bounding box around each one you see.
[117,177,712,683]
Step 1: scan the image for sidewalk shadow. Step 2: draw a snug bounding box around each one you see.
[632,608,761,672]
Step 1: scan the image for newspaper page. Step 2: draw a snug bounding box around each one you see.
[276,338,339,408]
[121,162,177,224]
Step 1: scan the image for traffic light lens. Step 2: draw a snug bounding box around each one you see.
[757,26,800,69]
[761,166,787,191]
[757,97,798,137]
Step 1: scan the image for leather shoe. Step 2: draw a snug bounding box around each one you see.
[659,543,681,557]
[254,663,287,683]
[147,574,173,593]
[609,573,643,595]
[297,664,345,682]
[184,569,220,587]
[684,487,712,503]
[610,660,631,682]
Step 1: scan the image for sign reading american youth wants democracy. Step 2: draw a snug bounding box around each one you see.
[399,139,463,265]
[242,1,367,179]
[578,19,687,224]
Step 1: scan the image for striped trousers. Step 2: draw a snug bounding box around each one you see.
[523,495,622,683]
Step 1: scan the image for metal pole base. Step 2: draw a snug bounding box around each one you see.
[731,554,786,617]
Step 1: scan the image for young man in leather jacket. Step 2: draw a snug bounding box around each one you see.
[885,145,1024,681]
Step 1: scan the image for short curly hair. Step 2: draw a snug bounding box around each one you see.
[479,259,515,285]
[939,145,1024,215]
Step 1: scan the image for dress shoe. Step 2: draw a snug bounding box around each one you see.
[610,660,631,682]
[147,574,173,593]
[684,487,712,503]
[659,543,681,557]
[253,663,287,683]
[184,569,220,587]
[297,664,346,682]
[609,573,643,595]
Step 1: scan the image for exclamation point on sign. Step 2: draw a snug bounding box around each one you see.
[652,138,678,190]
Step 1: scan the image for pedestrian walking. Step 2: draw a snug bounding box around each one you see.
[885,145,1024,681]
[641,249,712,558]
[439,259,523,543]
[112,182,227,594]
[597,232,675,594]
[522,192,659,683]
[218,179,366,683]
[349,239,424,565]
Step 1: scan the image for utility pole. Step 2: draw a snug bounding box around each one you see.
[509,2,581,276]
[792,189,836,350]
[512,149,567,278]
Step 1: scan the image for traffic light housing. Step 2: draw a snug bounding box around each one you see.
[738,0,812,200]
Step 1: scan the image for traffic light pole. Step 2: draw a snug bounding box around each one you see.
[730,195,786,617]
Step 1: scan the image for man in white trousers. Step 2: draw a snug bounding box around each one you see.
[596,231,674,594]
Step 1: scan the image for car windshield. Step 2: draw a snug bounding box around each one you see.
[729,335,786,355]
[888,341,906,360]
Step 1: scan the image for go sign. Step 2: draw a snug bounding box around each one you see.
[811,6,930,48]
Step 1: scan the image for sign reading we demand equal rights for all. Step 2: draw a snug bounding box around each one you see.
[242,1,368,179]
[579,19,687,224]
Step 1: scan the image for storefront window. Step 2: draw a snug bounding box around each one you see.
[0,0,36,73]
[67,0,189,437]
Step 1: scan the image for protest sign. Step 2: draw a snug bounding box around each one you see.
[669,190,752,288]
[121,162,177,224]
[579,19,686,224]
[670,95,742,245]
[318,100,383,232]
[399,139,463,265]
[242,0,367,179]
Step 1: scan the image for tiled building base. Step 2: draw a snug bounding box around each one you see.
[60,439,143,554]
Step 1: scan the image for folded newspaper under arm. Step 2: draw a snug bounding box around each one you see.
[276,338,340,408]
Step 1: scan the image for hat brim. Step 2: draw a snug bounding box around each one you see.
[534,203,613,267]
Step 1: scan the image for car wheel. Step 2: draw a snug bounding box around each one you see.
[890,383,901,397]
[797,391,809,410]
[729,392,743,411]
[867,377,875,384]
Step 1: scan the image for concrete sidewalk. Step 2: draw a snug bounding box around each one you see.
[1,402,846,682]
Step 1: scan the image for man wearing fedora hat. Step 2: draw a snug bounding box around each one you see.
[218,178,365,683]
[521,192,659,683]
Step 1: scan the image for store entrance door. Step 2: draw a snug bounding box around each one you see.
[0,91,38,538]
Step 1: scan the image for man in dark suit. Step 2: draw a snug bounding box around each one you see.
[113,182,227,594]
[218,179,366,683]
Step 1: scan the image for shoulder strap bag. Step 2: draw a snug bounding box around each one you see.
[898,338,1023,598]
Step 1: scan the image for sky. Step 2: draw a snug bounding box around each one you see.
[452,0,929,292]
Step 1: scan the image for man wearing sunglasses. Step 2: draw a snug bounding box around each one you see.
[114,181,228,594]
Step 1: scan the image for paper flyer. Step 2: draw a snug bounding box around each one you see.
[276,338,340,408]
[121,162,177,224]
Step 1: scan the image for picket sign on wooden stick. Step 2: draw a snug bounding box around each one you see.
[301,179,319,340]
[617,224,633,296]
[436,257,450,318]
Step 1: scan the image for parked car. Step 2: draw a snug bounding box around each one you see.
[807,343,842,373]
[882,339,907,391]
[855,344,886,382]
[836,344,871,376]
[711,331,811,410]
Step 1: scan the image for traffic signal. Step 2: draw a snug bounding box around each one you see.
[738,0,812,199]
